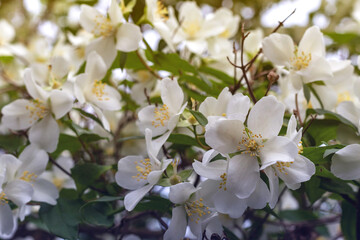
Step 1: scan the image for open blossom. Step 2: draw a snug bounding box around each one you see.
[0,145,59,237]
[115,129,172,211]
[164,182,223,240]
[263,115,315,207]
[74,51,122,131]
[205,96,298,198]
[80,0,142,67]
[1,69,73,152]
[137,77,187,139]
[262,26,333,91]
[331,144,360,180]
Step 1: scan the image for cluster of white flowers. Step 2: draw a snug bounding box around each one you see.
[1,0,360,239]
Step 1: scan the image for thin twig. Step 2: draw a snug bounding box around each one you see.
[294,93,303,126]
[302,114,317,137]
[49,157,71,177]
[136,51,162,80]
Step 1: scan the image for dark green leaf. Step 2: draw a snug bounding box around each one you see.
[50,134,82,159]
[71,163,111,190]
[167,133,200,147]
[133,195,172,213]
[303,84,311,103]
[79,133,108,142]
[178,169,193,181]
[189,109,208,126]
[199,66,234,84]
[119,52,127,70]
[304,176,326,204]
[319,177,355,196]
[302,145,343,164]
[0,134,25,153]
[80,202,114,227]
[307,108,357,131]
[341,201,357,240]
[152,52,197,75]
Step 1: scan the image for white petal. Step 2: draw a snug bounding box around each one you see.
[29,115,60,153]
[50,56,69,79]
[124,184,153,211]
[192,160,227,180]
[298,56,333,83]
[32,179,59,205]
[49,90,73,119]
[164,206,187,240]
[260,136,298,170]
[226,93,251,122]
[4,180,33,207]
[79,5,104,33]
[298,26,325,57]
[0,204,15,238]
[24,68,49,101]
[86,37,116,68]
[85,51,108,81]
[185,39,208,55]
[137,105,168,136]
[1,99,36,130]
[262,33,294,66]
[115,155,147,190]
[169,182,197,204]
[227,154,259,198]
[264,168,279,208]
[205,119,244,154]
[201,149,218,165]
[331,144,360,180]
[336,101,360,127]
[246,178,270,209]
[74,73,90,104]
[247,95,285,139]
[87,83,121,111]
[18,144,48,177]
[278,155,315,189]
[145,129,171,162]
[116,23,142,52]
[109,0,124,25]
[160,78,184,113]
[0,20,15,43]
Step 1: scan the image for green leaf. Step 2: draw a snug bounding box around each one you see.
[50,134,82,159]
[279,210,317,222]
[178,169,193,181]
[303,84,311,103]
[119,52,127,70]
[39,198,83,240]
[189,109,208,126]
[307,108,357,131]
[325,32,360,45]
[152,52,197,75]
[307,84,324,109]
[319,177,355,196]
[79,133,108,142]
[157,178,171,187]
[80,201,115,227]
[179,75,219,96]
[167,133,200,147]
[73,108,104,128]
[199,66,234,84]
[133,195,172,213]
[71,163,111,190]
[304,176,326,204]
[341,201,357,240]
[0,134,25,153]
[302,145,343,164]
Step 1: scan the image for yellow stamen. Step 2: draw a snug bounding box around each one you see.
[152,104,170,128]
[0,192,8,205]
[219,173,227,191]
[20,171,38,182]
[184,198,211,224]
[25,99,49,124]
[238,129,264,156]
[132,158,152,181]
[156,1,169,20]
[291,50,312,71]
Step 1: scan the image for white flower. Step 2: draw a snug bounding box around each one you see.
[115,129,172,211]
[74,51,122,131]
[205,96,298,198]
[263,115,315,207]
[262,26,333,91]
[199,87,250,126]
[164,182,222,240]
[331,144,360,180]
[41,156,76,190]
[80,0,142,67]
[1,69,74,152]
[137,78,186,137]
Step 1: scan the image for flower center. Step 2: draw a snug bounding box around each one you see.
[92,16,114,37]
[337,91,352,104]
[274,161,294,175]
[298,141,303,154]
[239,129,264,157]
[156,1,169,20]
[26,99,49,124]
[20,171,38,182]
[291,50,312,71]
[219,173,227,191]
[219,29,230,38]
[152,104,170,128]
[0,192,8,205]
[53,178,65,189]
[132,158,152,181]
[92,80,110,101]
[182,22,201,38]
[184,198,211,224]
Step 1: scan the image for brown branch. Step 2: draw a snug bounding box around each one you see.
[294,93,303,126]
[136,51,162,80]
[302,114,317,137]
